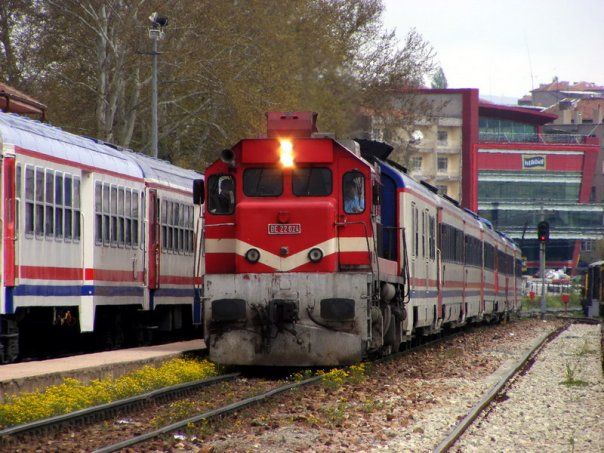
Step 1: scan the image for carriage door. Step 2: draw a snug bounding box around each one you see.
[379,174,397,263]
[147,189,160,290]
[3,157,16,288]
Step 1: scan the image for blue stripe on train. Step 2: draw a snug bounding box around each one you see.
[13,285,144,297]
[12,285,193,298]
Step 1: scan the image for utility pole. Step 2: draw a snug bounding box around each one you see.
[537,209,550,320]
[148,13,168,158]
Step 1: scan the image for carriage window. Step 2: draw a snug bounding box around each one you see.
[34,168,44,236]
[412,203,418,257]
[125,190,132,245]
[55,173,63,238]
[429,215,435,260]
[243,168,282,197]
[64,176,73,240]
[208,175,235,214]
[45,170,54,237]
[118,188,124,245]
[95,182,102,243]
[102,184,110,244]
[292,168,332,196]
[74,178,81,241]
[25,166,34,235]
[132,190,139,245]
[343,171,365,214]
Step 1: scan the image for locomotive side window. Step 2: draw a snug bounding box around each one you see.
[343,171,365,214]
[208,175,235,214]
[292,168,332,196]
[243,168,282,197]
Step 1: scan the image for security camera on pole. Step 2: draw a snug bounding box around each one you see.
[148,12,168,159]
[537,220,549,319]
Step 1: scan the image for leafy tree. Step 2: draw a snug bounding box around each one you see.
[3,0,436,170]
[431,66,447,89]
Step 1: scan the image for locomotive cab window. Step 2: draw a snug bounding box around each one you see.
[208,175,235,214]
[292,167,332,196]
[343,171,365,214]
[243,168,282,197]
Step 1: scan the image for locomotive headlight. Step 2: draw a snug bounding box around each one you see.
[245,248,261,263]
[279,139,294,168]
[308,247,323,263]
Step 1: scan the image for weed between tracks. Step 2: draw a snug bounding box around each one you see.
[560,362,588,387]
[0,358,218,427]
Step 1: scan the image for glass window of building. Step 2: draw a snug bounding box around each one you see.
[436,185,448,195]
[437,130,448,145]
[437,157,448,172]
[410,156,422,171]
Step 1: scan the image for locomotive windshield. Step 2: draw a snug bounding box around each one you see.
[292,167,332,196]
[243,168,282,197]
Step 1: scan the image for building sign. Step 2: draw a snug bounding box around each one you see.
[522,155,546,169]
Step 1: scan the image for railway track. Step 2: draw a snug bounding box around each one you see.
[3,322,469,451]
[0,373,238,443]
[3,317,578,451]
[432,323,568,453]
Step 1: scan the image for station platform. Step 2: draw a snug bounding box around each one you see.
[0,339,205,401]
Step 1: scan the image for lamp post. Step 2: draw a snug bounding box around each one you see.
[148,13,168,158]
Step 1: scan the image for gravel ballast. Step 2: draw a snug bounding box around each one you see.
[455,322,604,452]
[142,319,567,452]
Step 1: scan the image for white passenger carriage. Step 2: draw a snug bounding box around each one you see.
[0,112,202,361]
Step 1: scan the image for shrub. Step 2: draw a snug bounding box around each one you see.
[0,358,218,427]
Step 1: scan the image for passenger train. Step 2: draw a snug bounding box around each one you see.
[0,112,203,362]
[199,112,522,366]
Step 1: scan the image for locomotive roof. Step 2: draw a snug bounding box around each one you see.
[122,150,202,191]
[0,112,142,178]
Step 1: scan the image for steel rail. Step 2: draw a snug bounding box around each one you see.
[433,324,567,453]
[94,327,469,452]
[93,375,324,453]
[0,373,239,440]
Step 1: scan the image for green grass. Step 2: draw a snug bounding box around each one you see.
[521,292,582,311]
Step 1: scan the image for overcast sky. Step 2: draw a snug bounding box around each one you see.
[383,0,604,102]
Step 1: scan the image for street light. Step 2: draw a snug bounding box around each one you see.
[148,12,168,158]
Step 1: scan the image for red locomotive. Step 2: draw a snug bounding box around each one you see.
[196,112,521,366]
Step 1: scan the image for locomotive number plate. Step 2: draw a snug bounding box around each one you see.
[268,223,301,235]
